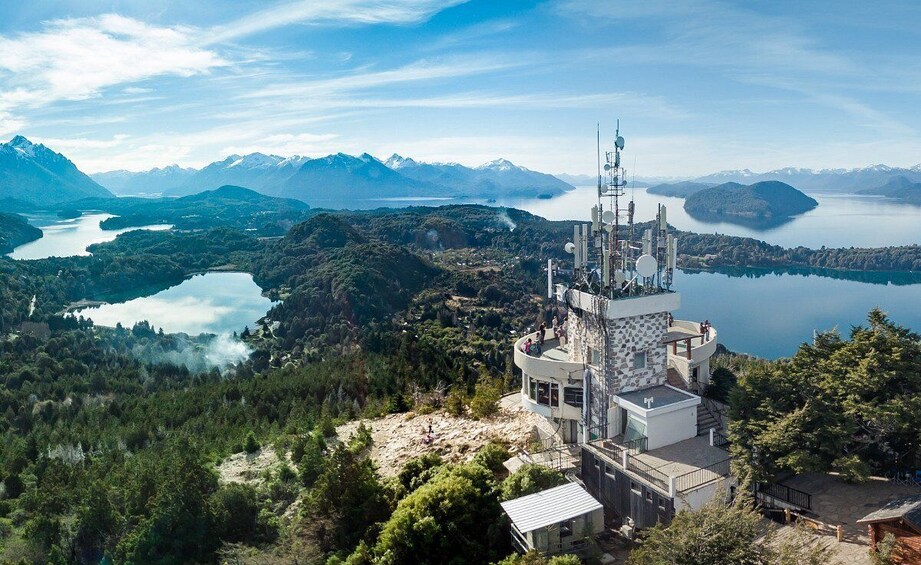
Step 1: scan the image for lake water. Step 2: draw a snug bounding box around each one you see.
[73,272,276,336]
[492,187,921,249]
[672,268,921,358]
[8,213,171,260]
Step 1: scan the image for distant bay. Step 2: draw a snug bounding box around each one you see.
[8,213,171,260]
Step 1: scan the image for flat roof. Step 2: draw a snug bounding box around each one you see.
[661,329,702,344]
[500,482,602,533]
[617,385,697,410]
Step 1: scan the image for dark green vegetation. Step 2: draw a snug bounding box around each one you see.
[683,181,818,227]
[627,494,829,565]
[0,213,42,254]
[729,309,921,483]
[645,180,713,198]
[2,198,921,563]
[85,185,312,235]
[860,175,921,205]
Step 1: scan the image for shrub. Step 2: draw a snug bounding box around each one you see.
[470,374,502,419]
[444,388,468,417]
[473,442,511,474]
[501,464,566,500]
[243,431,260,454]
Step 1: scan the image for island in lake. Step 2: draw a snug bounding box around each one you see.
[682,180,818,227]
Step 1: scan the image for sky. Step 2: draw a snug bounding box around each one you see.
[1,0,920,177]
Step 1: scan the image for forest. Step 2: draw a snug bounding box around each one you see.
[1,202,921,563]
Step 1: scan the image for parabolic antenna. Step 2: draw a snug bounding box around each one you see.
[636,254,658,278]
[564,242,576,254]
[601,210,616,224]
[615,136,625,149]
[613,269,626,284]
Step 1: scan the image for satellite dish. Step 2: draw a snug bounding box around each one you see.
[601,210,616,224]
[613,269,626,284]
[603,163,611,171]
[564,242,576,254]
[615,136,625,149]
[636,254,657,278]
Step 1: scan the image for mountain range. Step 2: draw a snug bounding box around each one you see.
[859,176,921,204]
[92,152,572,205]
[690,165,921,193]
[0,136,113,206]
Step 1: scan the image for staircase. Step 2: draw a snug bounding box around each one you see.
[666,368,687,391]
[697,402,720,436]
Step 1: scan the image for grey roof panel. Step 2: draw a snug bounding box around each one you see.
[500,482,603,533]
[857,494,921,526]
[617,384,697,410]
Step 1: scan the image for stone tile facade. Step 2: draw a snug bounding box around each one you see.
[568,298,669,430]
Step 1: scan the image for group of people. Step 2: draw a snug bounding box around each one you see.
[699,320,712,341]
[522,316,567,356]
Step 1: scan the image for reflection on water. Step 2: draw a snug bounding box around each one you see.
[9,213,171,260]
[74,272,276,336]
[673,268,921,359]
[490,187,921,249]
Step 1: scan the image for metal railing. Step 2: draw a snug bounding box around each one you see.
[757,482,812,511]
[625,456,671,493]
[673,457,732,493]
[712,430,731,450]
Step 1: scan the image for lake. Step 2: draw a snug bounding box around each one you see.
[8,213,171,260]
[491,187,921,249]
[672,268,921,358]
[73,272,276,336]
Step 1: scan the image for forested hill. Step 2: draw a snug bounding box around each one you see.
[684,180,818,220]
[646,180,713,197]
[0,212,42,253]
[80,185,312,235]
[859,175,921,204]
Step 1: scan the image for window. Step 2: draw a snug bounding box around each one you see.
[589,347,602,366]
[645,491,653,503]
[531,380,559,407]
[560,519,573,537]
[633,350,647,369]
[624,414,647,444]
[564,387,584,408]
[528,377,537,401]
[631,481,641,495]
[605,465,617,480]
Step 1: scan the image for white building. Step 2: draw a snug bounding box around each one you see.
[512,127,732,529]
[501,482,605,556]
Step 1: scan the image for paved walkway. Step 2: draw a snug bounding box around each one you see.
[774,473,921,564]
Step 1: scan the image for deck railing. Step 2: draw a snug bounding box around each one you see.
[757,482,812,511]
[625,456,671,493]
[673,457,732,493]
[712,430,731,450]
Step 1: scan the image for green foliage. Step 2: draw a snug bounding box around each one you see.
[395,453,444,496]
[444,387,468,417]
[244,431,260,454]
[495,551,582,564]
[870,532,896,565]
[371,462,506,564]
[473,442,511,475]
[706,366,737,403]
[627,494,830,565]
[730,309,921,482]
[470,373,503,420]
[299,433,327,488]
[501,464,567,501]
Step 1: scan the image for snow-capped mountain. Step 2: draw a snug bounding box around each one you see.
[383,154,572,197]
[0,136,113,206]
[96,151,572,205]
[693,164,921,193]
[92,164,196,195]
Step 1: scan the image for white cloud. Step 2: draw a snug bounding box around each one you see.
[0,14,226,130]
[206,0,470,43]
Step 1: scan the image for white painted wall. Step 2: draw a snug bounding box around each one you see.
[676,476,736,512]
[645,404,698,450]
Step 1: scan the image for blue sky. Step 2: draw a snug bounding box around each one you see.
[1,0,919,176]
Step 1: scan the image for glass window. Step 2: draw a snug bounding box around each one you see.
[633,351,647,369]
[590,347,601,366]
[624,414,647,443]
[529,377,537,401]
[564,387,584,407]
[550,383,559,407]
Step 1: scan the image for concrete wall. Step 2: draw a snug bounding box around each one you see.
[645,405,698,450]
[676,476,735,512]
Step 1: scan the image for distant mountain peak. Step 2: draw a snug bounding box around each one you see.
[227,153,283,169]
[477,158,522,171]
[385,154,418,169]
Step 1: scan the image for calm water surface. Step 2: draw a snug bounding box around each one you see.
[74,272,276,336]
[8,213,171,260]
[493,187,921,249]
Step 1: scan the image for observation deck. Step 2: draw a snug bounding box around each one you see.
[514,329,584,422]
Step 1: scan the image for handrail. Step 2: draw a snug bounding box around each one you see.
[673,457,732,493]
[757,482,812,511]
[712,430,731,449]
[625,456,671,493]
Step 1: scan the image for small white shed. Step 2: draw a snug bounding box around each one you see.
[501,482,605,555]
